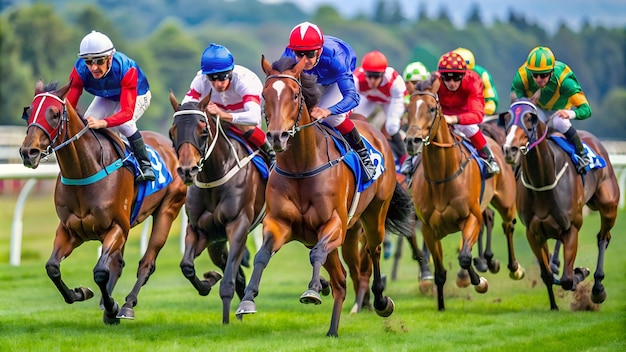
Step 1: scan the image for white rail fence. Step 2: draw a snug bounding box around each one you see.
[4,155,626,266]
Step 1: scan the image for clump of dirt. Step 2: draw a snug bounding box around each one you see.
[570,282,600,311]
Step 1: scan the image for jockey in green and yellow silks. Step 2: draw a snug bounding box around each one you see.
[510,46,592,174]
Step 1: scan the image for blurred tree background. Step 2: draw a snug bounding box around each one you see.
[1,0,624,138]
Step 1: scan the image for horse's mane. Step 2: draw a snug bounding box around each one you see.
[271,57,321,109]
[414,79,432,91]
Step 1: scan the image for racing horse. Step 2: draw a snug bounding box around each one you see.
[168,92,268,324]
[235,56,415,337]
[500,93,619,310]
[19,80,187,323]
[404,73,524,311]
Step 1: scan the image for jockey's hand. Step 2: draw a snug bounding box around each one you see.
[444,114,459,125]
[206,102,232,121]
[310,107,330,121]
[555,109,575,119]
[86,117,107,129]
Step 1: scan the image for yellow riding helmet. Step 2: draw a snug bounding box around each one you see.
[453,47,475,70]
[526,46,555,74]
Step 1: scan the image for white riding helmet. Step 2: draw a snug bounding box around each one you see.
[403,61,430,82]
[78,30,115,58]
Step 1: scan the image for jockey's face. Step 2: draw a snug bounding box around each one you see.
[84,55,111,80]
[532,71,552,88]
[365,72,383,89]
[294,48,321,70]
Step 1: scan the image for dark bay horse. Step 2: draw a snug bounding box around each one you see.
[168,92,267,324]
[19,80,187,323]
[500,95,619,310]
[404,74,524,311]
[235,56,414,337]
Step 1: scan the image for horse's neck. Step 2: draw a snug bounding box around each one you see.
[422,120,460,180]
[55,112,115,179]
[279,112,324,170]
[199,120,238,173]
[522,134,560,188]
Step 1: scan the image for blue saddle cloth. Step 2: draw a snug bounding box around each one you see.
[460,139,491,179]
[125,145,173,224]
[326,128,385,192]
[226,132,271,180]
[550,136,607,173]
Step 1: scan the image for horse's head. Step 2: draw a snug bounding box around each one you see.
[168,91,213,184]
[500,90,547,165]
[404,72,442,155]
[19,80,71,169]
[261,55,320,152]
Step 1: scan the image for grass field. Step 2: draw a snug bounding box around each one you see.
[1,190,625,351]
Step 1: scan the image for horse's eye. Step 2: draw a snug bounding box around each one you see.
[294,92,299,101]
[429,107,436,114]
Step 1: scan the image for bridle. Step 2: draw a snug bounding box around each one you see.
[263,74,318,136]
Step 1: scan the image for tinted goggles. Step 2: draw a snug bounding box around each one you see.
[442,73,464,82]
[532,72,552,79]
[365,72,384,79]
[294,50,318,59]
[84,57,108,66]
[207,71,233,81]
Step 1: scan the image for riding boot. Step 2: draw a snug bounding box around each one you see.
[260,139,276,170]
[565,127,590,174]
[343,127,376,181]
[479,145,500,176]
[129,132,156,182]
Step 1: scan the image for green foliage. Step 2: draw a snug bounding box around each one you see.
[1,1,625,137]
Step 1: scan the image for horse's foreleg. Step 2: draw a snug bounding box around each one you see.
[482,208,500,273]
[46,225,93,304]
[236,217,289,319]
[343,223,368,314]
[550,240,562,275]
[94,225,127,325]
[218,219,251,324]
[458,215,485,290]
[592,230,610,304]
[502,217,525,280]
[559,227,582,291]
[180,225,219,296]
[322,250,347,337]
[119,212,176,320]
[528,232,558,310]
[424,231,446,311]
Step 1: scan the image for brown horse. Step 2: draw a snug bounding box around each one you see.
[168,92,267,324]
[404,74,524,311]
[500,94,619,310]
[235,56,415,337]
[19,80,187,323]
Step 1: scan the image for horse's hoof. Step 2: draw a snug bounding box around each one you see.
[509,265,525,280]
[574,267,590,281]
[203,271,223,284]
[299,290,322,305]
[418,280,434,296]
[475,277,489,294]
[235,300,257,318]
[320,278,331,296]
[420,270,434,281]
[349,302,360,315]
[591,288,607,304]
[473,257,488,273]
[375,296,394,317]
[103,302,120,325]
[488,259,501,274]
[456,269,470,288]
[74,286,94,301]
[116,305,135,320]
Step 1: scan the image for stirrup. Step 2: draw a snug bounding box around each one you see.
[400,156,415,175]
[482,157,500,175]
[137,168,156,182]
[574,154,590,174]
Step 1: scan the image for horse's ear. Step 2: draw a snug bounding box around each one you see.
[56,80,71,99]
[406,81,415,95]
[293,55,307,77]
[169,90,180,111]
[34,79,44,95]
[497,112,509,127]
[261,55,272,76]
[509,91,518,104]
[430,72,441,92]
[530,89,541,104]
[199,90,212,111]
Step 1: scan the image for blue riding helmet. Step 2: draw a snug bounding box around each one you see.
[201,43,235,74]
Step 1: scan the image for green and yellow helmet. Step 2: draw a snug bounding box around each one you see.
[525,46,555,74]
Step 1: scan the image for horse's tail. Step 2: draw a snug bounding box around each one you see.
[385,181,416,238]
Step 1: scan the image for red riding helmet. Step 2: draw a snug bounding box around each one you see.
[287,22,324,51]
[437,51,467,73]
[361,50,388,73]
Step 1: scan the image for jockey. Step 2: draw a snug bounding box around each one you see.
[438,51,500,176]
[453,47,500,116]
[282,21,376,181]
[182,43,275,169]
[67,30,156,182]
[353,50,408,169]
[511,46,592,174]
